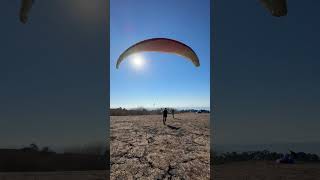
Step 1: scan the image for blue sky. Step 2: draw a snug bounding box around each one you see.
[110,0,210,109]
[214,0,320,148]
[0,0,107,150]
[2,0,318,155]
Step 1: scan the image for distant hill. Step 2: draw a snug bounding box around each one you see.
[212,150,320,165]
[110,107,210,116]
[214,142,320,156]
[0,144,108,172]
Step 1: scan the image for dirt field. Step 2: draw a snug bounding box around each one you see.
[214,161,320,180]
[110,113,210,180]
[0,171,107,180]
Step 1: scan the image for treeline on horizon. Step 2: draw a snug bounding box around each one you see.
[110,107,210,116]
[212,150,320,165]
[0,143,109,172]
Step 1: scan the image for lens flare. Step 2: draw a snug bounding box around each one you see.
[130,54,145,69]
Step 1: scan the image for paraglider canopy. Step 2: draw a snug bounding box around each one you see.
[20,0,34,24]
[116,38,200,69]
[260,0,288,17]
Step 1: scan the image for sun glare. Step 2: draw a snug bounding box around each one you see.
[131,54,145,69]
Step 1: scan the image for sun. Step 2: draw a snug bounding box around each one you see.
[130,54,145,69]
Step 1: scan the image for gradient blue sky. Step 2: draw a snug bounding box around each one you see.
[0,0,107,150]
[110,0,210,109]
[214,0,320,149]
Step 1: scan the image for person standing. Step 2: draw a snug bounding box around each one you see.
[172,109,175,118]
[163,108,168,125]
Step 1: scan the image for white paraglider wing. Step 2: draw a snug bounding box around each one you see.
[260,0,287,17]
[116,38,200,69]
[20,0,34,24]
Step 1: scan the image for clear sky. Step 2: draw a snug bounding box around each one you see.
[110,0,210,109]
[2,0,318,155]
[0,0,107,150]
[214,0,320,150]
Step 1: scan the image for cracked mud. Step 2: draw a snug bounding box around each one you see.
[110,113,210,180]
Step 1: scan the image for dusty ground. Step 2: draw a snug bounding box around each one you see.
[0,171,107,180]
[214,161,320,180]
[110,113,210,180]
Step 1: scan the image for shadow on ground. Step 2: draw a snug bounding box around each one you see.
[167,125,181,130]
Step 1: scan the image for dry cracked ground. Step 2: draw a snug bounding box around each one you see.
[110,113,210,180]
